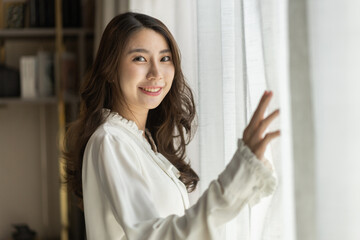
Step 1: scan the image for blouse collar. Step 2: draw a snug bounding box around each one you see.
[102,108,181,179]
[102,109,157,152]
[102,108,144,138]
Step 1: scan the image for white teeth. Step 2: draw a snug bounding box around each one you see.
[142,88,161,92]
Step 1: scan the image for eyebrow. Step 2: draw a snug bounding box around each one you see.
[126,48,171,55]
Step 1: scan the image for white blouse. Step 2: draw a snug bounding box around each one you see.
[82,109,277,239]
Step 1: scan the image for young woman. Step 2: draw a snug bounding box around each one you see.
[65,12,280,239]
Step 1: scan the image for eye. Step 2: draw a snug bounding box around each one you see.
[133,56,146,62]
[161,56,171,62]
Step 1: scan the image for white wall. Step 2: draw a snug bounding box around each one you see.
[307,0,360,239]
[0,104,60,240]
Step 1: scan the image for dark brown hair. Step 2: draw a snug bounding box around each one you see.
[64,12,199,205]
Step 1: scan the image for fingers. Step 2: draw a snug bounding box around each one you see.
[249,109,280,146]
[255,130,281,159]
[248,91,273,131]
[243,91,274,141]
[242,90,281,160]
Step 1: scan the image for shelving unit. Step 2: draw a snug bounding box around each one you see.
[0,28,94,37]
[0,1,94,239]
[0,95,79,105]
[0,97,58,105]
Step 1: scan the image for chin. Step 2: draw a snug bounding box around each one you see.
[147,103,162,110]
[144,97,166,110]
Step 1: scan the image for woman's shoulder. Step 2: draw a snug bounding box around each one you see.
[85,109,146,154]
[87,121,130,148]
[83,118,143,178]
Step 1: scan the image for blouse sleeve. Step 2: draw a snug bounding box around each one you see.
[94,135,277,240]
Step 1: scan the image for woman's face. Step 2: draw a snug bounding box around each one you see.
[118,28,175,114]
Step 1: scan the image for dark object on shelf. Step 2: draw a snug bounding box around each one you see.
[0,64,20,97]
[62,0,81,27]
[4,1,26,28]
[28,0,39,27]
[29,0,81,28]
[12,224,36,240]
[29,0,55,27]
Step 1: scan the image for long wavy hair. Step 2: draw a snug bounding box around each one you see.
[64,12,199,205]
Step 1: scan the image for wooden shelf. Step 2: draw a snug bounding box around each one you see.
[0,1,93,239]
[0,95,79,105]
[0,28,94,38]
[0,97,57,105]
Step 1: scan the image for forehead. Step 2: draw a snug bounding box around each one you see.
[124,28,170,52]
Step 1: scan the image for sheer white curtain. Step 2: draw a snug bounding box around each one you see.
[196,0,296,239]
[307,0,360,239]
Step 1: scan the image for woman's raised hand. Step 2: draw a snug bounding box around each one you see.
[242,91,280,161]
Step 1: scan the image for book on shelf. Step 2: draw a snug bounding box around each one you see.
[28,0,37,27]
[62,0,81,28]
[20,55,37,98]
[28,0,55,28]
[2,0,27,28]
[19,50,54,98]
[0,0,84,29]
[0,0,3,29]
[37,50,54,96]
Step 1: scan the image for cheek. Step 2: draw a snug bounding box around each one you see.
[119,65,144,91]
[165,66,175,84]
[121,64,141,80]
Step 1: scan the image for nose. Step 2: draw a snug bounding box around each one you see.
[146,62,162,80]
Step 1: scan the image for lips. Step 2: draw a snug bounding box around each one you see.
[139,87,163,96]
[140,87,161,93]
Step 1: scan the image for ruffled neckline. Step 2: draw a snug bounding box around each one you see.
[102,108,158,152]
[102,108,145,137]
[102,108,181,179]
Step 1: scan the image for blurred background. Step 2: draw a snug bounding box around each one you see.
[0,0,359,240]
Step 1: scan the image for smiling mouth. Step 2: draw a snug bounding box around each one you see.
[138,87,163,96]
[139,87,162,93]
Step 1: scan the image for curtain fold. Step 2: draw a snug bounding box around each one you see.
[288,0,316,239]
[256,0,297,239]
[197,0,296,239]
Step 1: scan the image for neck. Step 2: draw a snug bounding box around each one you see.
[116,105,148,133]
